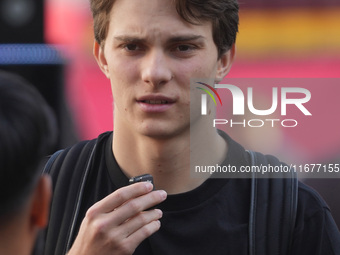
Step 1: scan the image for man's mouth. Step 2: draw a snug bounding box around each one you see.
[141,100,170,104]
[137,96,175,112]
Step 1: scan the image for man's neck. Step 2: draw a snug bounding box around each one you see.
[112,125,228,194]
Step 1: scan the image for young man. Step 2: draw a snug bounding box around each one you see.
[40,0,340,254]
[0,71,56,255]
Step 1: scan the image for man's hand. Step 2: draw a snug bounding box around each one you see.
[67,182,167,255]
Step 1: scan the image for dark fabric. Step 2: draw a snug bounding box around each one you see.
[37,131,340,255]
[44,139,97,255]
[247,151,298,255]
[303,178,340,229]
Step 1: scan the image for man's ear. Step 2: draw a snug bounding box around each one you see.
[93,41,110,79]
[215,44,236,83]
[30,175,52,228]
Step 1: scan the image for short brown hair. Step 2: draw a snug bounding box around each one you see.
[90,0,239,58]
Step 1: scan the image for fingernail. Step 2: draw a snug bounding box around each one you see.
[155,209,163,218]
[156,220,161,227]
[145,182,153,191]
[158,190,167,200]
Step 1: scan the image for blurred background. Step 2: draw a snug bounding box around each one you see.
[0,0,339,224]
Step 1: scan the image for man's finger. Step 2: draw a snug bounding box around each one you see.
[117,209,163,238]
[88,182,154,214]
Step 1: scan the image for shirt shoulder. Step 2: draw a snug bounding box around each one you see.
[293,181,340,255]
[297,181,330,217]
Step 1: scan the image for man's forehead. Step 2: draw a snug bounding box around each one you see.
[110,0,177,17]
[110,25,211,44]
[106,0,214,44]
[109,0,207,28]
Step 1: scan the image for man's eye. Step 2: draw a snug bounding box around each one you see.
[125,44,139,51]
[177,45,192,51]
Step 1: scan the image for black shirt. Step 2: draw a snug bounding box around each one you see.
[42,131,340,255]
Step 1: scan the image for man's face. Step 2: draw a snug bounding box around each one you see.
[95,0,233,139]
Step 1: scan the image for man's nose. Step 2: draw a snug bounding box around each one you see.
[141,50,173,87]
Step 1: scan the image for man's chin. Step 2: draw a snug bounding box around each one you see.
[138,125,188,140]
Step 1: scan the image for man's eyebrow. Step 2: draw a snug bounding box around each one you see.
[113,35,205,43]
[167,35,205,43]
[114,36,146,43]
